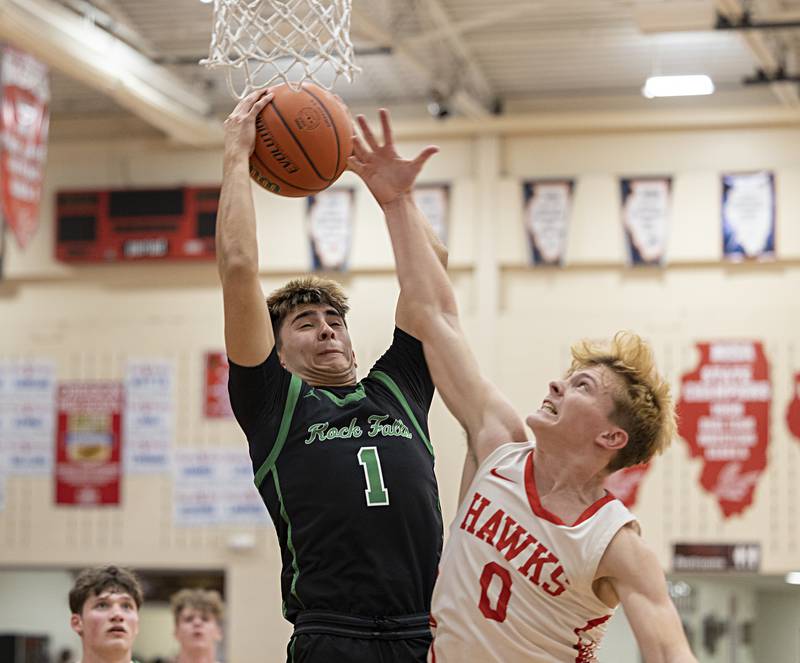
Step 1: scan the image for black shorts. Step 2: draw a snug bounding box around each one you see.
[287,610,431,663]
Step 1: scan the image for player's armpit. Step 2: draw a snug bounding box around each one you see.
[221,265,274,367]
[597,526,698,663]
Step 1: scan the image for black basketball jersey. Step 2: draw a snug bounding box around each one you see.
[228,328,443,621]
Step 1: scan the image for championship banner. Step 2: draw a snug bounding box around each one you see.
[204,352,233,419]
[173,448,268,526]
[413,184,450,245]
[522,180,573,266]
[787,373,800,443]
[604,463,650,508]
[621,177,671,266]
[0,359,56,474]
[0,47,50,249]
[307,188,354,271]
[722,171,775,262]
[124,360,174,473]
[55,382,122,506]
[677,341,771,518]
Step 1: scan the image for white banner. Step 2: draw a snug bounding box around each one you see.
[0,359,56,474]
[522,180,573,266]
[124,359,174,473]
[621,177,671,265]
[307,188,354,271]
[173,447,268,526]
[413,184,450,245]
[722,171,775,261]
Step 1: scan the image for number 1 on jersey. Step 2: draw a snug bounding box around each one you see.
[357,446,389,507]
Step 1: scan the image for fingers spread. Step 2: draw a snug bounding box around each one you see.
[379,108,393,146]
[413,145,440,168]
[356,114,380,151]
[352,135,369,162]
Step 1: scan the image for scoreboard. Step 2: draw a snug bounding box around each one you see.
[55,186,220,262]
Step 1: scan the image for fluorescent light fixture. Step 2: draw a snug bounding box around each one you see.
[786,571,800,585]
[642,75,715,98]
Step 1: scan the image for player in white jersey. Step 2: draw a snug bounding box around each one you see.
[348,117,698,662]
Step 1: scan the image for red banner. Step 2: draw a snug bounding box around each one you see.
[677,341,770,518]
[0,47,49,249]
[204,352,233,418]
[604,463,650,508]
[55,382,122,506]
[788,373,800,442]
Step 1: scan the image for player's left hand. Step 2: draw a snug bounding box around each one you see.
[347,109,439,207]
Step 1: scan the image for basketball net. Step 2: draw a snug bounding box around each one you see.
[201,0,358,98]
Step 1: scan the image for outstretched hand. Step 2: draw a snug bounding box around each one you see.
[347,109,439,207]
[223,88,274,157]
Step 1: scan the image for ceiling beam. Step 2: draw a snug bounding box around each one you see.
[714,0,800,107]
[0,0,223,145]
[351,7,492,119]
[415,0,493,115]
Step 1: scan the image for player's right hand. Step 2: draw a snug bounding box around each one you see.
[223,89,274,157]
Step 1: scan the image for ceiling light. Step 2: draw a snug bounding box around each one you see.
[642,75,715,98]
[786,572,800,585]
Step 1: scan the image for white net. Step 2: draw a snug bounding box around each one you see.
[201,0,359,99]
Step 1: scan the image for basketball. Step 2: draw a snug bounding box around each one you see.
[249,82,354,197]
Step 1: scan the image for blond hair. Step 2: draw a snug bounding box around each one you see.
[170,588,224,624]
[266,276,349,345]
[569,331,676,472]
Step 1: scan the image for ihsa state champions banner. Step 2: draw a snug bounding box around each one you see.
[677,341,771,518]
[413,184,450,245]
[522,180,573,266]
[620,177,671,266]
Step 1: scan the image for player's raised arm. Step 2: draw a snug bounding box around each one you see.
[348,109,528,467]
[216,90,275,367]
[597,525,698,663]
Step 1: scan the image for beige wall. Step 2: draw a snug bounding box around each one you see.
[1,117,799,662]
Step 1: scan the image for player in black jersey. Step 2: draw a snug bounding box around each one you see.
[218,91,445,663]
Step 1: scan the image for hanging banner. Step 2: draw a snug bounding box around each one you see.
[0,47,50,249]
[413,184,450,245]
[621,177,671,266]
[522,180,573,266]
[787,373,800,443]
[677,341,770,518]
[307,188,354,271]
[55,382,122,506]
[124,360,174,473]
[604,463,650,508]
[0,359,56,474]
[721,171,775,262]
[173,447,268,526]
[204,352,234,419]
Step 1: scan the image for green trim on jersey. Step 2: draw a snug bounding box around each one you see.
[316,383,367,407]
[254,374,302,488]
[273,467,305,608]
[370,370,434,456]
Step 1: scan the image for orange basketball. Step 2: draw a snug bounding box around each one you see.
[249,82,354,197]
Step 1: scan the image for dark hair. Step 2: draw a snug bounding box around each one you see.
[68,565,143,614]
[266,276,349,347]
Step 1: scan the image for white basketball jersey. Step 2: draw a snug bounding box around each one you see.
[429,441,636,663]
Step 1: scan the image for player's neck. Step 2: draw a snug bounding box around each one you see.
[302,365,358,387]
[80,647,133,663]
[533,444,607,505]
[176,649,217,663]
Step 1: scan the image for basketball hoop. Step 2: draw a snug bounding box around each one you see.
[201,0,359,99]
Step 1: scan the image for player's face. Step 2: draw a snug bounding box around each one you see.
[278,304,356,379]
[526,364,623,447]
[175,607,222,653]
[70,590,139,657]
